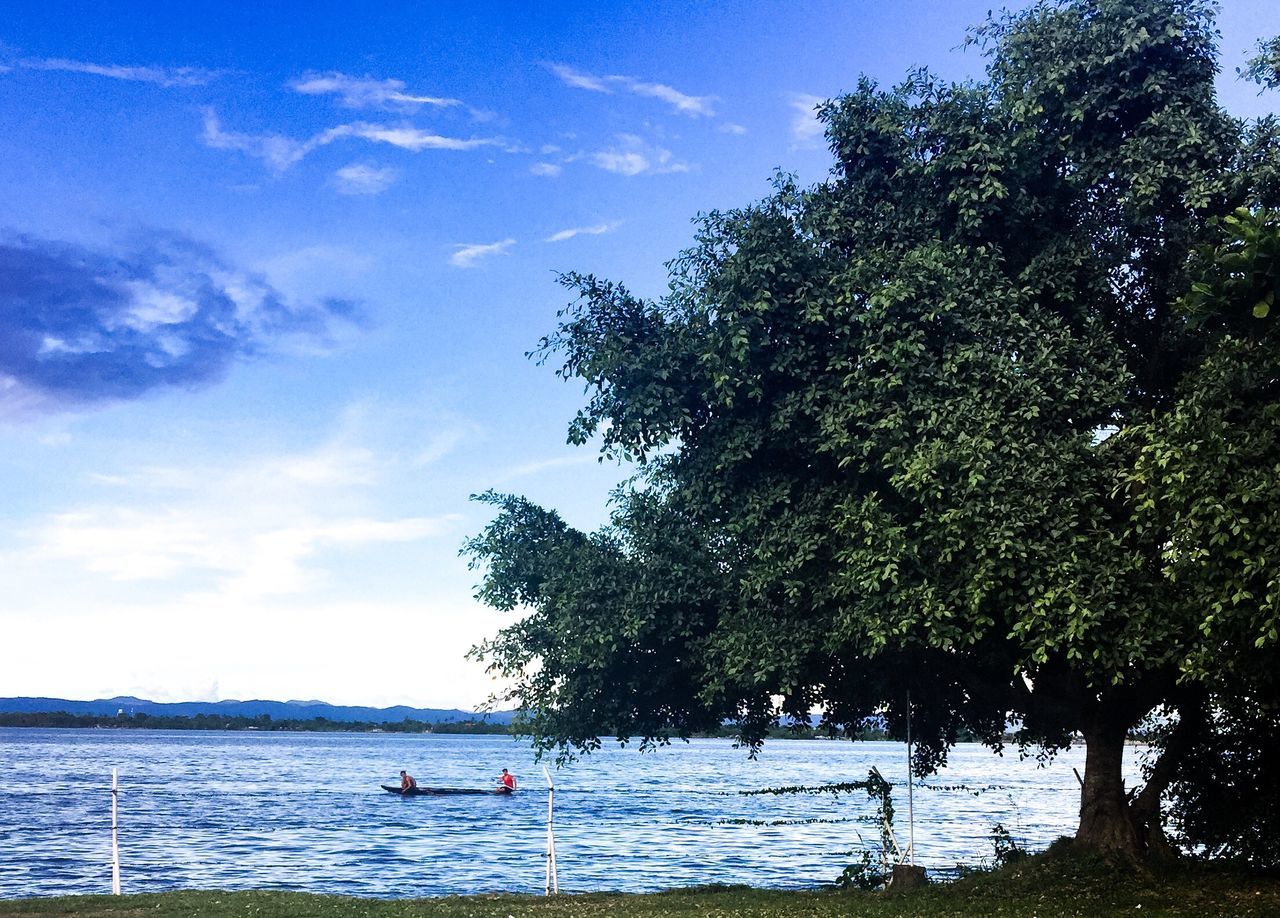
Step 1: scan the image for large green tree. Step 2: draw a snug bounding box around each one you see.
[465,0,1280,858]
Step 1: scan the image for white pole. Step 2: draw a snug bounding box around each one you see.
[111,768,121,895]
[906,694,915,866]
[543,766,558,895]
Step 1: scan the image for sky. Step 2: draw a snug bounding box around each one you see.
[2,1,1277,710]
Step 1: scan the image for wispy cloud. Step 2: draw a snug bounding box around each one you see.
[497,453,600,482]
[333,162,398,195]
[25,439,456,599]
[413,428,466,466]
[546,63,612,93]
[202,110,316,171]
[789,93,827,148]
[530,162,562,178]
[255,244,375,288]
[545,63,715,117]
[343,123,495,151]
[450,239,516,268]
[202,110,500,173]
[544,222,620,243]
[16,57,217,86]
[590,134,689,176]
[290,71,462,110]
[0,230,362,414]
[719,122,748,135]
[625,78,715,117]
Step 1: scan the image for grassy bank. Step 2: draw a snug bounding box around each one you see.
[2,852,1277,917]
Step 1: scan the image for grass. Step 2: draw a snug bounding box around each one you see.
[2,849,1277,917]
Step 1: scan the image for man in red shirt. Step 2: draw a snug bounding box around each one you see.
[497,768,517,793]
[399,770,417,793]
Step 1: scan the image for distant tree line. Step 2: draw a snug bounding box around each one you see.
[0,711,512,734]
[0,709,910,741]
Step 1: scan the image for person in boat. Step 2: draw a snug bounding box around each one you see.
[497,768,517,792]
[399,770,417,793]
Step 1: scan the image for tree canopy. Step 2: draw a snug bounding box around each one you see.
[465,0,1280,860]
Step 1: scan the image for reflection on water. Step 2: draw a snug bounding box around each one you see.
[0,729,1142,898]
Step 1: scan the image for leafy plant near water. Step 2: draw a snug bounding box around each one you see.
[989,822,1027,868]
[834,849,884,892]
[745,768,898,889]
[917,782,1007,797]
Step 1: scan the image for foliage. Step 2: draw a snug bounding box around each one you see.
[989,823,1028,868]
[1242,36,1280,91]
[1126,206,1280,864]
[834,849,884,891]
[744,769,898,887]
[1154,702,1280,869]
[465,0,1280,855]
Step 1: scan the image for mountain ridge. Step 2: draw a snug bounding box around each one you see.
[0,695,515,725]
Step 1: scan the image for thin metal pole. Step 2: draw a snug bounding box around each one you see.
[543,766,558,895]
[111,768,121,895]
[906,694,915,866]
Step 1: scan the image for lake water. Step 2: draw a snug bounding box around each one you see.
[0,728,1144,899]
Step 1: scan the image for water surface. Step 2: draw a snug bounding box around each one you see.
[0,728,1142,898]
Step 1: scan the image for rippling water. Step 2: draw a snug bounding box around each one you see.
[0,728,1144,898]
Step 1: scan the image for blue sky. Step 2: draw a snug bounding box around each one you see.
[2,1,1277,709]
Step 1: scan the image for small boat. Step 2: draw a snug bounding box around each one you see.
[381,784,513,796]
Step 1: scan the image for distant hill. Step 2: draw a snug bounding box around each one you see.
[0,695,515,725]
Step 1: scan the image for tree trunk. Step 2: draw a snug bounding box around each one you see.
[1076,719,1141,855]
[1128,693,1204,862]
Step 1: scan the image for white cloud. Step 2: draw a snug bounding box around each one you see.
[592,150,649,176]
[546,63,613,93]
[590,134,689,176]
[450,239,515,268]
[219,516,446,598]
[202,110,313,172]
[34,508,227,581]
[790,93,827,148]
[202,109,500,173]
[624,78,715,117]
[18,57,216,86]
[545,62,715,117]
[719,122,748,135]
[270,444,379,486]
[333,162,399,195]
[544,221,620,243]
[290,71,462,110]
[21,438,453,599]
[38,430,74,447]
[337,123,497,151]
[413,428,466,466]
[497,453,600,482]
[530,162,562,178]
[255,244,375,289]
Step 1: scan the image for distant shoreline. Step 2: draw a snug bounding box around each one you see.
[2,713,1142,746]
[0,711,511,734]
[0,711,893,740]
